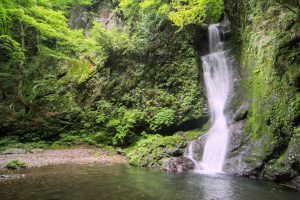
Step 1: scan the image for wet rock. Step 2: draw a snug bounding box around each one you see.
[262,160,298,181]
[116,149,126,156]
[224,122,264,176]
[1,148,27,155]
[262,134,300,182]
[233,102,250,122]
[166,148,183,157]
[166,142,186,157]
[227,122,246,154]
[187,135,207,161]
[162,157,195,173]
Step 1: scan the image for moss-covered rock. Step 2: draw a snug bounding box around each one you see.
[126,129,205,168]
[126,134,186,167]
[224,0,300,186]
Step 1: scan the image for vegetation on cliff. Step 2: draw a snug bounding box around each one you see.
[225,0,300,183]
[0,0,222,150]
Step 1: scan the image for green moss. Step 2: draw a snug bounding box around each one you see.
[5,160,26,170]
[228,0,300,172]
[126,134,185,167]
[175,129,206,141]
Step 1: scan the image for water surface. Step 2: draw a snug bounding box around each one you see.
[0,164,299,200]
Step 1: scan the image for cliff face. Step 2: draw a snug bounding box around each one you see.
[224,0,300,188]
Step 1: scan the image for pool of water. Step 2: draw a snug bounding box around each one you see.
[1,164,299,200]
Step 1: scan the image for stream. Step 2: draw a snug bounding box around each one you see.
[1,164,299,200]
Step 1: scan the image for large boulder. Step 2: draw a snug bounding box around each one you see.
[161,157,195,173]
[224,122,264,177]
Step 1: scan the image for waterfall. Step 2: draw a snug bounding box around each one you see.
[187,141,201,171]
[186,23,232,173]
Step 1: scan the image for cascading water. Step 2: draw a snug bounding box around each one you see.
[186,23,232,173]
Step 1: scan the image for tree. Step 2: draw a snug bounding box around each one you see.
[0,0,100,112]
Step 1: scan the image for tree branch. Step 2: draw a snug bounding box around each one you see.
[276,0,299,15]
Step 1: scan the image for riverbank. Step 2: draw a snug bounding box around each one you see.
[0,148,128,170]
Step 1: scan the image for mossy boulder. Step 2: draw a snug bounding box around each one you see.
[127,134,186,167]
[126,130,205,168]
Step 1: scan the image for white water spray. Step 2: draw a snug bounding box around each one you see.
[187,23,232,173]
[187,141,201,171]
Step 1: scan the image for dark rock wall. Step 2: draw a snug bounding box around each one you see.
[224,0,300,187]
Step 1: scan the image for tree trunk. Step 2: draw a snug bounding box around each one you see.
[18,22,31,112]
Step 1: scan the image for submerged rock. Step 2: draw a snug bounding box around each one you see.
[161,157,194,173]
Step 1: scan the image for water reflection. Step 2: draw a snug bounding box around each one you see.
[0,164,299,200]
[199,173,234,200]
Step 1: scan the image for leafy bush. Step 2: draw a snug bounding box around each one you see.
[0,137,18,148]
[0,137,49,151]
[92,131,113,146]
[127,134,185,167]
[150,108,176,131]
[107,108,146,146]
[51,135,96,148]
[5,160,26,170]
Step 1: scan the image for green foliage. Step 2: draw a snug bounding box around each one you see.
[126,134,185,166]
[48,0,92,11]
[93,132,113,146]
[107,108,146,146]
[120,0,223,29]
[226,0,300,171]
[150,108,176,131]
[51,134,96,148]
[5,160,27,170]
[90,22,134,54]
[0,137,19,149]
[169,0,224,27]
[0,0,207,150]
[175,129,206,140]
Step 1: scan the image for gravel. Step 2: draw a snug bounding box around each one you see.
[0,148,128,169]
